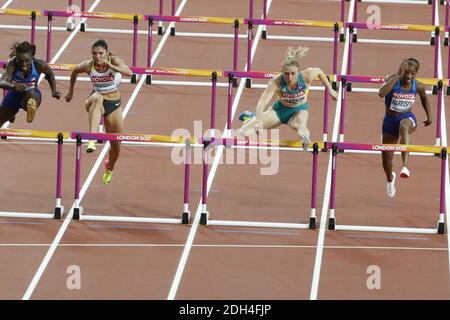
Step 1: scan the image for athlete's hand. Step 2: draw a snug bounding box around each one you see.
[52,91,61,100]
[423,118,432,126]
[64,91,73,102]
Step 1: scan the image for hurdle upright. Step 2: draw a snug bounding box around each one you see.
[327,141,446,235]
[0,129,68,220]
[0,9,39,45]
[199,138,323,230]
[71,131,199,224]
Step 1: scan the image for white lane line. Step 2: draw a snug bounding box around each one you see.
[309,0,355,301]
[167,0,273,300]
[21,0,189,300]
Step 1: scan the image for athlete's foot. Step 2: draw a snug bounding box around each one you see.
[238,111,256,122]
[301,135,311,151]
[102,160,113,185]
[386,172,396,198]
[26,98,37,123]
[86,140,96,153]
[400,166,410,178]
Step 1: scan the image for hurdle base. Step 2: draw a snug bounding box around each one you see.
[328,218,336,230]
[54,206,64,219]
[334,224,439,234]
[131,74,137,84]
[309,217,316,229]
[332,81,337,91]
[206,219,311,229]
[158,26,164,35]
[445,38,449,46]
[80,23,86,32]
[346,82,352,92]
[146,74,152,85]
[245,78,252,88]
[352,33,358,43]
[200,212,209,225]
[438,222,445,234]
[97,140,104,144]
[446,86,450,95]
[339,33,345,42]
[73,207,83,220]
[66,22,74,32]
[232,78,238,88]
[1,136,7,140]
[182,211,190,224]
[170,27,176,36]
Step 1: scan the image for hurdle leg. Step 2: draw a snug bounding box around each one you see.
[146,17,154,85]
[54,133,65,219]
[131,15,139,84]
[262,0,268,39]
[328,144,338,230]
[80,0,87,32]
[170,0,176,36]
[339,78,347,142]
[246,20,253,88]
[445,0,449,46]
[436,81,443,146]
[73,134,84,220]
[46,12,53,63]
[182,139,192,224]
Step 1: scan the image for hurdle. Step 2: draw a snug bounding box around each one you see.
[0,9,39,45]
[244,18,342,88]
[326,141,446,234]
[332,75,444,145]
[43,10,143,82]
[199,138,323,230]
[144,15,245,85]
[351,0,438,45]
[0,129,68,219]
[70,131,199,224]
[445,0,450,45]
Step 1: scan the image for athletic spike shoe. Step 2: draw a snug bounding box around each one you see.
[86,140,96,153]
[386,172,396,198]
[400,166,410,178]
[301,135,311,151]
[26,98,37,123]
[238,111,256,122]
[103,160,113,185]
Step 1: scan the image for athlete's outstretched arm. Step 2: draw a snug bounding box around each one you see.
[110,56,133,77]
[65,61,90,102]
[35,59,60,99]
[302,67,337,100]
[255,77,278,121]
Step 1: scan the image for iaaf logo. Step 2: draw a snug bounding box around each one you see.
[180,17,208,23]
[117,135,152,141]
[372,145,407,151]
[371,78,383,82]
[380,24,408,30]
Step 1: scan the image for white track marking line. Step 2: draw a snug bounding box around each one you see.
[167,0,273,300]
[0,0,14,9]
[309,0,355,300]
[21,0,189,300]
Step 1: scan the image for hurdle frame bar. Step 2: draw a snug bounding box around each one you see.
[327,141,446,234]
[0,129,67,219]
[333,74,444,144]
[244,18,342,88]
[71,132,197,224]
[199,138,322,230]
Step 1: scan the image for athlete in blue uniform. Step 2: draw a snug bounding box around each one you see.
[378,58,432,198]
[238,46,338,150]
[0,41,60,126]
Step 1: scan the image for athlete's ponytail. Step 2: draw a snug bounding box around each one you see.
[282,46,309,70]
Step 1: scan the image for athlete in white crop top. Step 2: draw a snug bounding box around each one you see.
[65,39,133,185]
